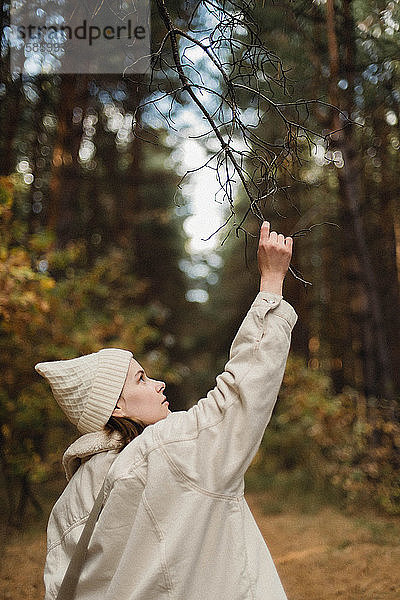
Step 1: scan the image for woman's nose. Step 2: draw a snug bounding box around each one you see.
[156,380,166,393]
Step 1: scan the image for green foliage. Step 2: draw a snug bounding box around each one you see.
[248,355,400,515]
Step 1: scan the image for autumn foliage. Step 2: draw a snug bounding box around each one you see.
[0,176,178,524]
[250,355,400,515]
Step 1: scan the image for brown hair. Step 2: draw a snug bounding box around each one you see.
[104,416,146,451]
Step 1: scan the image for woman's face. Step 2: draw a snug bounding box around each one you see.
[112,358,170,426]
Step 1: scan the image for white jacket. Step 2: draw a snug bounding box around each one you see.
[45,291,297,600]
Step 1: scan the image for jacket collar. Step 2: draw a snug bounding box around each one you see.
[62,430,123,481]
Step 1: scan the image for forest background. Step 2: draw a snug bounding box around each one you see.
[0,1,400,596]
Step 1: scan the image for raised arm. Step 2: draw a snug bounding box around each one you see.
[155,222,297,496]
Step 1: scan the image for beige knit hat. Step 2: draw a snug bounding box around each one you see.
[35,348,133,434]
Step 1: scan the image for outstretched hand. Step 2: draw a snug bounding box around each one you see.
[257,221,292,295]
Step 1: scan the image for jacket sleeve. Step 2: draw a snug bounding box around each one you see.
[154,291,298,496]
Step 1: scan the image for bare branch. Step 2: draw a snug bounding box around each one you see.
[123,0,353,284]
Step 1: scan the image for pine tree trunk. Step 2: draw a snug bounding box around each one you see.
[47,75,89,245]
[0,79,22,176]
[325,0,394,400]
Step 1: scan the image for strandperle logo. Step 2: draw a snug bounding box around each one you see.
[10,0,151,75]
[15,19,147,47]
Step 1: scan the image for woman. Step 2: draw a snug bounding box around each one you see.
[36,220,297,600]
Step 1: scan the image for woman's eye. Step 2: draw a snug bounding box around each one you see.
[140,374,145,381]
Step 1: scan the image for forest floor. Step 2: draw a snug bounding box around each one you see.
[1,490,399,600]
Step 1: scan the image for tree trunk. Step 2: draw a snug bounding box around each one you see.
[0,430,16,525]
[325,0,394,400]
[47,75,89,246]
[0,79,22,176]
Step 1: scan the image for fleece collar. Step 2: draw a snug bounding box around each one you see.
[62,430,123,481]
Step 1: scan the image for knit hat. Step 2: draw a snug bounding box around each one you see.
[35,348,133,434]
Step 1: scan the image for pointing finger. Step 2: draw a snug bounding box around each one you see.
[260,221,270,242]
